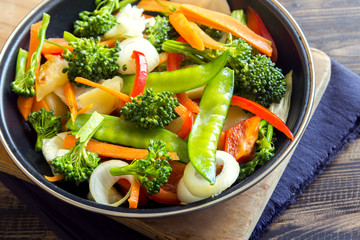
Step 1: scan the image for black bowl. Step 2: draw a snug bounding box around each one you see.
[0,0,314,217]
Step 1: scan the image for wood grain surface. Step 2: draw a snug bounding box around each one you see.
[0,0,359,239]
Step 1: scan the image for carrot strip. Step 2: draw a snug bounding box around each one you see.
[176,92,200,114]
[178,4,273,57]
[44,174,65,182]
[188,22,226,50]
[169,11,204,51]
[62,134,180,160]
[217,131,226,150]
[100,38,119,48]
[63,81,78,123]
[77,104,93,114]
[41,38,73,55]
[128,180,141,209]
[75,77,130,102]
[17,96,34,121]
[31,98,50,112]
[137,0,180,13]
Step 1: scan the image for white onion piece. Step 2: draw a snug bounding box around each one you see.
[177,178,204,204]
[89,160,134,207]
[182,151,240,198]
[116,37,159,75]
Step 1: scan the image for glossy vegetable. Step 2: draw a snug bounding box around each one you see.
[230,96,293,140]
[129,50,148,98]
[188,68,234,184]
[121,50,229,94]
[66,113,190,163]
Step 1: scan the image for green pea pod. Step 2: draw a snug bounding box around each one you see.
[66,114,189,163]
[188,68,234,184]
[121,50,229,94]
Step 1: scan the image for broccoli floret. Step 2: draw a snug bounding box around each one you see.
[52,112,104,182]
[120,88,180,129]
[73,0,136,38]
[11,13,50,98]
[162,38,286,107]
[110,140,172,195]
[145,15,179,52]
[238,120,275,180]
[62,32,120,86]
[28,108,62,152]
[199,25,223,41]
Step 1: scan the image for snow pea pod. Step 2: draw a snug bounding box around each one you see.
[188,68,234,184]
[120,50,229,94]
[66,114,189,163]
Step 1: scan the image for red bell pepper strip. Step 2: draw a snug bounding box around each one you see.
[231,96,293,140]
[129,50,148,98]
[224,116,261,163]
[246,7,278,62]
[174,104,195,139]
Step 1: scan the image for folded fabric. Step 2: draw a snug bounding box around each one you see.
[250,59,360,239]
[0,59,359,240]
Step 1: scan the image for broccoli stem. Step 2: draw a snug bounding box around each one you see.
[162,40,208,64]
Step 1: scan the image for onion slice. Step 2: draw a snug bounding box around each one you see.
[179,150,240,201]
[89,160,135,207]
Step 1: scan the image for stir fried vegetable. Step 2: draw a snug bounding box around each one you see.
[11,0,294,209]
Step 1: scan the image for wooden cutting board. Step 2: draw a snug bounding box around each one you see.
[0,48,331,240]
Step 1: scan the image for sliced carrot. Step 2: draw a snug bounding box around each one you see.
[63,81,78,123]
[100,38,119,48]
[188,22,226,50]
[116,179,148,207]
[26,21,43,69]
[178,4,273,57]
[137,0,180,13]
[44,173,65,182]
[169,11,204,51]
[217,131,226,150]
[128,179,141,209]
[17,96,34,121]
[176,92,200,114]
[77,104,93,114]
[62,134,180,160]
[41,38,73,55]
[31,98,50,112]
[75,77,130,102]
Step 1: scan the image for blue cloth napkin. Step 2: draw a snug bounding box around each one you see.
[251,59,360,239]
[0,59,359,240]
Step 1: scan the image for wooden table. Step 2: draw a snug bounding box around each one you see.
[0,0,359,239]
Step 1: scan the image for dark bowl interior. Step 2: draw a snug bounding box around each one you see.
[0,0,313,217]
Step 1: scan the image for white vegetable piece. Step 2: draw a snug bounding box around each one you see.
[89,160,135,207]
[268,70,293,123]
[177,150,240,203]
[42,132,69,175]
[116,37,159,75]
[170,0,231,15]
[104,4,154,39]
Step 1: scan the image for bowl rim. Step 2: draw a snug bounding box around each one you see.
[0,0,315,218]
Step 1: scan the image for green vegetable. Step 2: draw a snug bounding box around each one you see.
[145,15,179,52]
[121,50,229,94]
[66,113,189,163]
[231,9,247,26]
[11,13,50,98]
[110,140,172,195]
[73,0,137,38]
[52,112,104,182]
[199,25,223,40]
[188,68,234,184]
[62,31,120,86]
[120,88,180,129]
[162,38,286,108]
[238,120,275,180]
[28,108,62,152]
